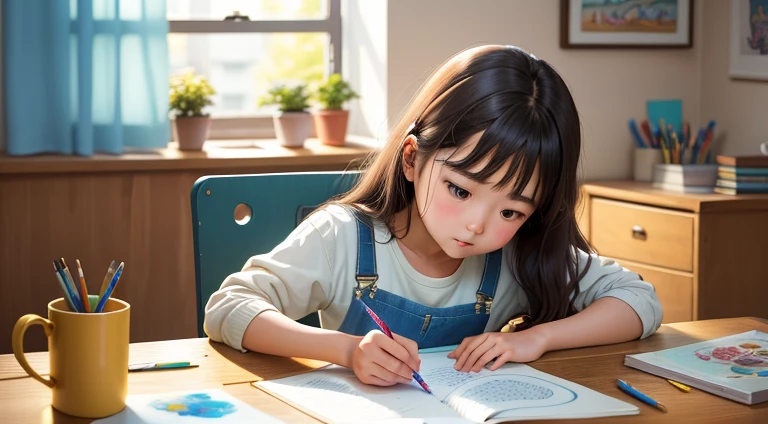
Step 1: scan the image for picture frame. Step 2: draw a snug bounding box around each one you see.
[729,0,768,80]
[560,0,694,49]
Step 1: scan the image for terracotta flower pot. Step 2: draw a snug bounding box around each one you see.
[173,116,211,151]
[274,112,313,148]
[313,109,349,147]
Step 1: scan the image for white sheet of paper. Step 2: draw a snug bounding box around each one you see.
[92,389,286,424]
[255,365,460,423]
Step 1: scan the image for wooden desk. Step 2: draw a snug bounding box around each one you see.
[2,317,767,423]
[0,137,378,355]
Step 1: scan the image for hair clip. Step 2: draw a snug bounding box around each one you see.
[500,314,532,333]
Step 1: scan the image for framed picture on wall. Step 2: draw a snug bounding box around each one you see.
[560,0,694,48]
[729,0,768,80]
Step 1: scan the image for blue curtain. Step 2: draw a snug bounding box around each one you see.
[3,0,169,156]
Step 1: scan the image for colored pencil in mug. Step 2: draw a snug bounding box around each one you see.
[94,262,124,313]
[52,261,78,312]
[53,260,83,313]
[59,258,82,303]
[75,259,91,312]
[56,259,83,310]
[99,260,116,297]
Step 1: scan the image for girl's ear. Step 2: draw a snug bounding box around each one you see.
[402,135,419,182]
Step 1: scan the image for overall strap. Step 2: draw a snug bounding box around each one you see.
[349,208,378,299]
[475,249,502,314]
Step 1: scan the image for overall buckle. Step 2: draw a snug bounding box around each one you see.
[475,293,493,314]
[355,275,378,299]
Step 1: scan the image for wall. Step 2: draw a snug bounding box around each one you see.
[385,0,704,181]
[700,0,768,156]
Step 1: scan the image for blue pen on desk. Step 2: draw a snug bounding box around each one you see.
[617,379,667,412]
[358,299,432,394]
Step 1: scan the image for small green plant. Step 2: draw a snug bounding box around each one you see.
[169,72,215,117]
[259,84,311,112]
[315,74,359,110]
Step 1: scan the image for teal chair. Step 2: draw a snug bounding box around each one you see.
[190,171,360,338]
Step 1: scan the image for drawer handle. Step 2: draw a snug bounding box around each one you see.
[631,225,647,240]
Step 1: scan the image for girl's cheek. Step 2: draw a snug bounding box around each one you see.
[492,224,519,245]
[432,193,460,216]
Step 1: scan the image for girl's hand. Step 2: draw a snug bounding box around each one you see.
[448,329,549,373]
[351,330,421,386]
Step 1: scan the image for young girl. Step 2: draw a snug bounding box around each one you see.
[205,45,662,387]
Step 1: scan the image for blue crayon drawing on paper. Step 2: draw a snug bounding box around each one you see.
[150,392,237,418]
[91,389,288,424]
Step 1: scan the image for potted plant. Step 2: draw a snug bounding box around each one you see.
[259,84,312,148]
[169,72,215,151]
[313,74,359,146]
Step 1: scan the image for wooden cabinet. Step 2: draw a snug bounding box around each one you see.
[579,181,768,324]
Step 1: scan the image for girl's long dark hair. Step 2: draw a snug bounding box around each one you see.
[334,45,592,326]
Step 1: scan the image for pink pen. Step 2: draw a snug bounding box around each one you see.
[360,301,433,395]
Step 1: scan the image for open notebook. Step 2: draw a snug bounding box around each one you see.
[625,330,768,405]
[253,351,638,423]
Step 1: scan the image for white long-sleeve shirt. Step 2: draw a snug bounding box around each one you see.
[204,205,663,352]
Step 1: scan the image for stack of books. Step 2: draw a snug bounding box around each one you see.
[715,155,768,195]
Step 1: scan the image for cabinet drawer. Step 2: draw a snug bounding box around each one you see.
[619,261,693,323]
[590,198,693,271]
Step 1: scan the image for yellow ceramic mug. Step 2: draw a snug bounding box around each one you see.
[12,295,130,418]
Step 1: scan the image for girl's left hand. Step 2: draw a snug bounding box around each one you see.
[447,329,549,373]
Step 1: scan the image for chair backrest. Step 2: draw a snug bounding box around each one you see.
[190,171,361,337]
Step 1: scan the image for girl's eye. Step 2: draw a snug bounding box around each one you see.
[501,210,520,220]
[447,182,470,199]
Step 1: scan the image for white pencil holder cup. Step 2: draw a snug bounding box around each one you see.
[633,148,664,182]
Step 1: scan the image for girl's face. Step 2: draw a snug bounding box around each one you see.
[406,132,539,259]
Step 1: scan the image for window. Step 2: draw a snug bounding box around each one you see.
[167,0,341,139]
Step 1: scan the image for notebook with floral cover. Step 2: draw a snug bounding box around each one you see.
[625,330,768,405]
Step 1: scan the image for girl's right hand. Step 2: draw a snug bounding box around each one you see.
[350,330,421,386]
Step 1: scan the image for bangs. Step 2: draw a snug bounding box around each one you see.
[441,101,563,208]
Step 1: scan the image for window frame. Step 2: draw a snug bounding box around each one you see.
[167,0,342,140]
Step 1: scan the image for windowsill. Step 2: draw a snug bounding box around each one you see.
[0,135,380,175]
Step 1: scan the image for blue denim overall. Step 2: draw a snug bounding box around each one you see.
[337,211,502,349]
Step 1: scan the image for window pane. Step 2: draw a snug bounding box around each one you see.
[168,33,327,117]
[167,0,327,21]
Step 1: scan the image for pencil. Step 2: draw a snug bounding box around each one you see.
[56,259,83,312]
[99,260,116,297]
[94,262,124,313]
[53,262,78,312]
[670,132,681,165]
[667,379,691,393]
[75,259,91,312]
